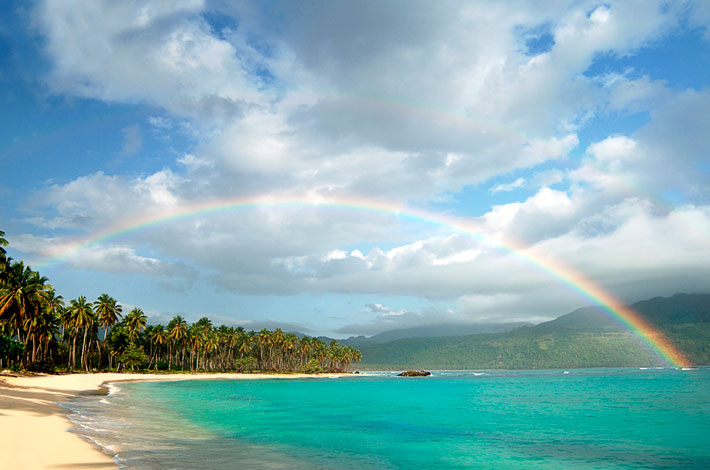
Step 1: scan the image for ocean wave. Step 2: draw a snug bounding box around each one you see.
[82,435,121,456]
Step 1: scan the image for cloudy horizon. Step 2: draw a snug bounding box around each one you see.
[2,0,709,337]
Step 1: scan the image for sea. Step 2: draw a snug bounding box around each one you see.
[63,367,710,469]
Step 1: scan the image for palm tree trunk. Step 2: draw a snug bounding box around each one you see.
[71,334,78,369]
[31,336,37,362]
[81,327,88,371]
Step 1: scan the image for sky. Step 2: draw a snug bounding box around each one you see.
[1,0,709,337]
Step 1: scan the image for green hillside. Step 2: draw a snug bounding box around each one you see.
[357,293,710,370]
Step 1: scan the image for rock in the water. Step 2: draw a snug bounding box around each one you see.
[397,370,431,377]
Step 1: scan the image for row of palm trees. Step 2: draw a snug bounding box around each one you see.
[135,318,362,373]
[0,230,361,373]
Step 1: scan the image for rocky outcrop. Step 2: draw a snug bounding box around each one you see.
[397,370,431,377]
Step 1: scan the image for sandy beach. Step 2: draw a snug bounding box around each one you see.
[0,372,344,469]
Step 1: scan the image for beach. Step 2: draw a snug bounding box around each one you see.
[0,372,342,469]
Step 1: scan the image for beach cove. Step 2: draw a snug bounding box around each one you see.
[3,368,708,469]
[0,372,349,469]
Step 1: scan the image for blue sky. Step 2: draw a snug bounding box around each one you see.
[2,1,709,336]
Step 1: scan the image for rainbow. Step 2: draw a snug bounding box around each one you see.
[38,195,690,367]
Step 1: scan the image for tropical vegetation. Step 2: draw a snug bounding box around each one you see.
[0,230,361,373]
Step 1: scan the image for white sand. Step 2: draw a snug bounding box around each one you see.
[0,372,348,469]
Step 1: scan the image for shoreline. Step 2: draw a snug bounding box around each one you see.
[0,372,351,469]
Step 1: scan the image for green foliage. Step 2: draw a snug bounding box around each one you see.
[233,357,258,372]
[107,325,130,356]
[302,358,324,374]
[0,335,24,359]
[357,324,710,370]
[119,346,148,371]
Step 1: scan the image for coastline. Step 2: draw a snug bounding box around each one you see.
[0,372,350,469]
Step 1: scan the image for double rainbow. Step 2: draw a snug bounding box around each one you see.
[39,195,690,367]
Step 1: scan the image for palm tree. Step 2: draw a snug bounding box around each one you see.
[283,333,298,370]
[0,261,52,365]
[0,261,52,324]
[25,306,60,363]
[94,294,123,342]
[238,332,253,359]
[0,230,8,269]
[65,296,96,371]
[298,336,313,369]
[168,315,189,370]
[125,308,147,344]
[148,324,168,369]
[188,324,206,371]
[225,327,240,368]
[257,329,272,369]
[272,328,285,369]
[93,294,122,368]
[204,332,220,371]
[34,289,63,363]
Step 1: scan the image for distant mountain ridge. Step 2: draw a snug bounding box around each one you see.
[541,293,710,332]
[340,322,531,345]
[353,293,710,370]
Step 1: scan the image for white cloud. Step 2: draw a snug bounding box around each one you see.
[37,0,269,122]
[571,89,710,203]
[32,0,690,207]
[72,245,196,281]
[521,134,578,164]
[177,153,211,170]
[482,187,575,240]
[492,177,526,193]
[365,303,409,318]
[10,235,197,288]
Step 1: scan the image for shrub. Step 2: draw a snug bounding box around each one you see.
[0,335,24,361]
[119,346,148,371]
[302,358,324,374]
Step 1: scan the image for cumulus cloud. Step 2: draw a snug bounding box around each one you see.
[36,0,269,123]
[34,0,675,205]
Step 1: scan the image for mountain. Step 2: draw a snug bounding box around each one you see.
[340,322,530,346]
[538,293,710,332]
[354,293,710,370]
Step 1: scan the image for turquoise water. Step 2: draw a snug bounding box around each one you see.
[66,368,710,469]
